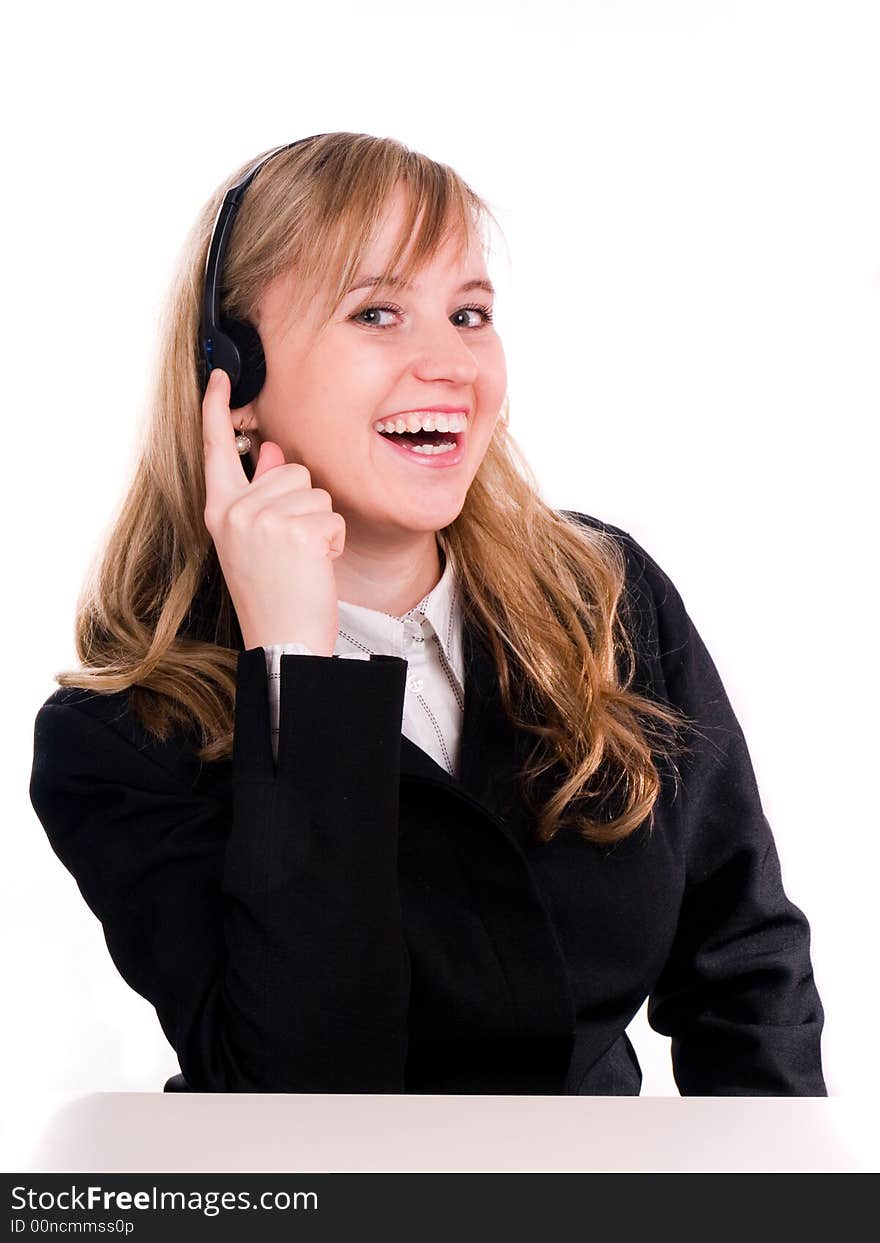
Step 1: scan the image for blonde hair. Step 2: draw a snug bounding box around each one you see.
[56,132,690,846]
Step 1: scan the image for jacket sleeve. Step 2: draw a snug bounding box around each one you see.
[28,648,410,1093]
[263,643,371,763]
[620,534,827,1095]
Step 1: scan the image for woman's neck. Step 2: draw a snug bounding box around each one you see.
[333,529,444,617]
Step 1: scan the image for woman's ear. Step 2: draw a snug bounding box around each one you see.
[227,396,262,473]
[230,396,257,436]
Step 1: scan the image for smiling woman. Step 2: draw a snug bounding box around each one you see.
[28,132,826,1097]
[239,180,508,534]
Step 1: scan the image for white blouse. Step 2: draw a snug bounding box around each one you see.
[263,549,466,776]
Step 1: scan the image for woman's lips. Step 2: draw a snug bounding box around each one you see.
[383,406,469,418]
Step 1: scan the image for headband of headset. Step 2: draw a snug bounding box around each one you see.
[198,134,327,409]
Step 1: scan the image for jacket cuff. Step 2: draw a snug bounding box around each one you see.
[235,646,407,784]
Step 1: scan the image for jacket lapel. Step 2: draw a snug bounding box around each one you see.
[397,610,578,1072]
[398,611,534,844]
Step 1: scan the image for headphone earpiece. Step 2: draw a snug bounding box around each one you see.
[216,316,267,409]
[200,137,326,412]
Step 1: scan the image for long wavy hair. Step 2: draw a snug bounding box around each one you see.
[55,131,690,846]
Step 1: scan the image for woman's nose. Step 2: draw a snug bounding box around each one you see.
[409,322,479,385]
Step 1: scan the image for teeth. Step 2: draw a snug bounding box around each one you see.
[380,438,458,455]
[410,442,456,455]
[373,412,468,435]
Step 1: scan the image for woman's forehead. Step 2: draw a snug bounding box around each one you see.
[369,177,482,254]
[255,187,485,332]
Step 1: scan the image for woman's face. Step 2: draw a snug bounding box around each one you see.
[243,185,508,539]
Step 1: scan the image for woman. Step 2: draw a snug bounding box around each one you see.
[28,132,826,1095]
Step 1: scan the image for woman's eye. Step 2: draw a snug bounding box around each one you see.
[351,303,494,330]
[451,305,494,327]
[353,305,399,328]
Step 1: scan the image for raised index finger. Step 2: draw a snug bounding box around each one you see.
[202,368,250,504]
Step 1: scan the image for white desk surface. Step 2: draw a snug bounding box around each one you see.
[12,1093,879,1173]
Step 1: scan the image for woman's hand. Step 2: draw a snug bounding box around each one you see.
[201,368,345,655]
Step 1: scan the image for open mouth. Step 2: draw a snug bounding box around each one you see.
[373,419,468,468]
[376,427,462,456]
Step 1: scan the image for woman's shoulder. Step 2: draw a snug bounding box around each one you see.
[38,682,133,725]
[557,507,703,717]
[557,508,682,623]
[31,683,211,791]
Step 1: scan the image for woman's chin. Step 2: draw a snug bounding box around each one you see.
[353,493,466,536]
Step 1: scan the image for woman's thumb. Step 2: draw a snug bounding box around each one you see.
[252,440,286,479]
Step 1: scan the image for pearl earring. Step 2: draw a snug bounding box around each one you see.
[234,424,252,456]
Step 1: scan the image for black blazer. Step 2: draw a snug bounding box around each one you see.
[28,513,827,1095]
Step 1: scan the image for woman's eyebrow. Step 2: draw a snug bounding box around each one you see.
[347,276,495,296]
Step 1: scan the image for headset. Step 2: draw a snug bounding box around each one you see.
[198,135,328,409]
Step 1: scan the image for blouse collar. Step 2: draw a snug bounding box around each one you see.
[335,544,464,693]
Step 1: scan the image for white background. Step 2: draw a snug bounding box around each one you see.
[2,0,877,1160]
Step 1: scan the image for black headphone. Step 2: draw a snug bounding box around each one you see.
[198,135,328,409]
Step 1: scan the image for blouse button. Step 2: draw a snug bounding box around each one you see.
[407,676,424,693]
